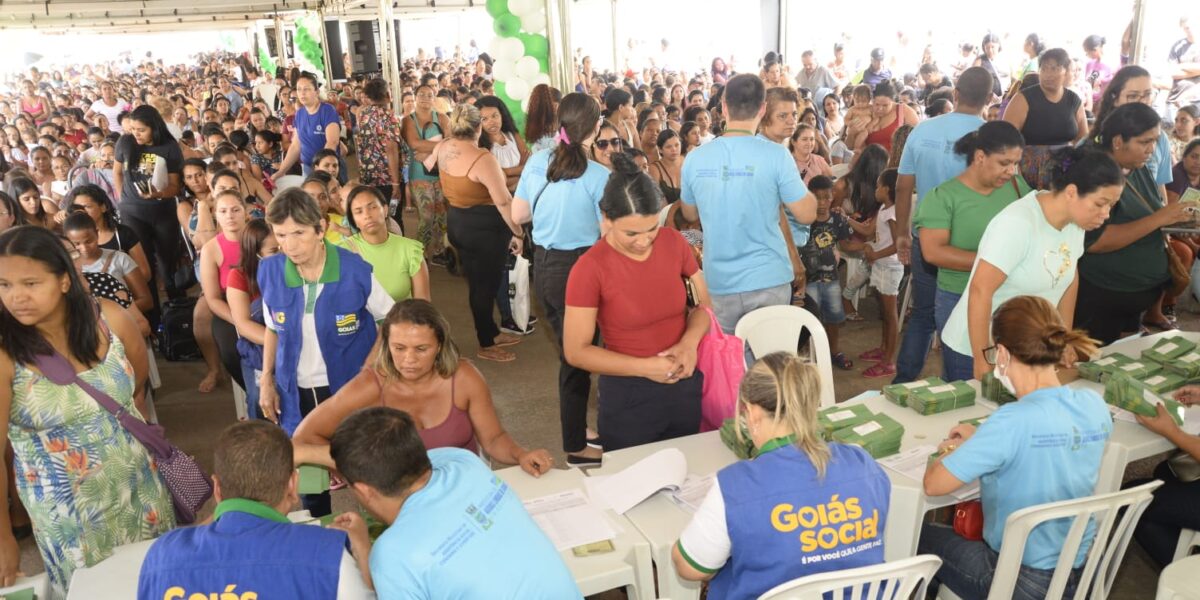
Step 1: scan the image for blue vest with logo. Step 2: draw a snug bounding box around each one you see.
[259,244,378,434]
[137,501,347,600]
[708,442,891,600]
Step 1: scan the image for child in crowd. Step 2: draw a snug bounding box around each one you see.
[47,154,72,205]
[842,85,875,151]
[861,169,902,378]
[798,176,854,370]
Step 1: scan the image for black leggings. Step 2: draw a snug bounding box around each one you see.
[211,313,246,390]
[597,371,704,452]
[120,202,185,300]
[1073,276,1163,345]
[1132,460,1200,566]
[446,205,511,348]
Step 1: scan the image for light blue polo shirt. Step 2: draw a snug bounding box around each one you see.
[681,135,809,296]
[370,448,581,599]
[942,386,1111,569]
[897,112,986,221]
[1150,130,1174,186]
[516,148,610,251]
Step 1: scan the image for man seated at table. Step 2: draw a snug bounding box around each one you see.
[329,406,582,599]
[672,353,891,598]
[137,421,374,600]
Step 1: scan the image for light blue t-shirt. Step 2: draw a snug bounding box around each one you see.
[897,112,986,223]
[756,134,812,248]
[515,148,610,251]
[943,386,1111,569]
[370,448,582,600]
[682,136,809,295]
[942,192,1084,356]
[1150,130,1174,187]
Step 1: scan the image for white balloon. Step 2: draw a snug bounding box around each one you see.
[532,73,551,87]
[506,77,531,101]
[521,94,531,113]
[508,0,540,17]
[488,36,506,57]
[492,59,516,81]
[515,56,540,82]
[520,9,546,33]
[497,37,525,62]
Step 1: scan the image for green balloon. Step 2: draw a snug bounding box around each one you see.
[521,33,549,59]
[493,81,507,99]
[485,0,509,19]
[493,14,521,38]
[537,56,550,73]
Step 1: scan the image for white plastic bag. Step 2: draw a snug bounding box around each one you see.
[509,254,531,330]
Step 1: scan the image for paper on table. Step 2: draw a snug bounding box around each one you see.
[1185,407,1200,436]
[878,444,938,482]
[952,481,981,501]
[588,448,689,514]
[523,489,618,551]
[668,474,715,513]
[1109,405,1140,424]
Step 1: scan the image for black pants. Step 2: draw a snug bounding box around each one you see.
[211,314,246,390]
[1074,276,1163,345]
[535,246,595,453]
[447,205,511,348]
[597,371,704,452]
[1133,460,1200,567]
[120,200,184,300]
[298,385,332,517]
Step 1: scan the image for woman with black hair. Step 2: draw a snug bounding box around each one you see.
[860,80,919,153]
[563,151,711,451]
[0,192,18,233]
[603,87,638,148]
[112,104,184,300]
[0,226,173,595]
[512,93,611,466]
[477,96,530,193]
[974,33,1007,98]
[1076,103,1194,343]
[8,176,57,231]
[1089,66,1175,199]
[1003,48,1087,189]
[66,184,150,278]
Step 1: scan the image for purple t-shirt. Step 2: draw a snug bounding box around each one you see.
[295,102,341,168]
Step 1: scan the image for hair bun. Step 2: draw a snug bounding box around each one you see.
[608,151,642,177]
[1042,327,1068,352]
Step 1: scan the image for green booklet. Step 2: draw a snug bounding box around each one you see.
[1077,353,1136,383]
[298,464,331,495]
[817,404,875,439]
[719,418,756,460]
[883,377,946,407]
[1141,336,1197,365]
[1165,350,1200,380]
[1112,360,1163,381]
[1103,372,1186,425]
[908,381,976,415]
[832,413,904,459]
[980,372,1017,405]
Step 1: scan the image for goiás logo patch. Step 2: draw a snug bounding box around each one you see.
[335,313,359,335]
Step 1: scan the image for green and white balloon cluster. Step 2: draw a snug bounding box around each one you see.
[486,0,551,131]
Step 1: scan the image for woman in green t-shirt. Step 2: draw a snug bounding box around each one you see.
[916,122,1030,376]
[341,186,430,302]
[1075,103,1193,345]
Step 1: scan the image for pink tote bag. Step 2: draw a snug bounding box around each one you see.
[696,307,747,432]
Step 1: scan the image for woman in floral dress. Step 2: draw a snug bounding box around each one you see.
[0,225,174,596]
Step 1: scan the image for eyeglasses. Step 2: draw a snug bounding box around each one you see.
[981,345,1000,365]
[595,138,622,150]
[1121,90,1157,104]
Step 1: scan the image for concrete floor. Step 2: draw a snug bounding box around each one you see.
[17,215,1188,598]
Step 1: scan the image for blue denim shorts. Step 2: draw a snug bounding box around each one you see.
[807,280,847,325]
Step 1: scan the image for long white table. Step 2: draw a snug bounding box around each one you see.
[493,466,656,600]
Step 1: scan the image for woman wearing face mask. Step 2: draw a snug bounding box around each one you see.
[1076,103,1193,343]
[921,295,1108,600]
[915,122,1030,380]
[1002,49,1087,190]
[671,352,891,597]
[940,147,1124,382]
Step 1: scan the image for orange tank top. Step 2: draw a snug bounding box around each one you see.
[440,152,494,208]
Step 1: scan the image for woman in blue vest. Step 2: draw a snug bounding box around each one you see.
[921,295,1110,600]
[270,72,342,181]
[672,353,891,598]
[511,93,611,467]
[257,188,395,514]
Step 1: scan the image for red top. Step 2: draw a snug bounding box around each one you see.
[226,268,259,301]
[864,104,903,152]
[566,228,699,357]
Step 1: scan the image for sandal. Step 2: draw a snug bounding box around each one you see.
[832,352,853,370]
[476,346,516,362]
[493,333,523,347]
[845,312,865,322]
[1142,319,1174,332]
[858,347,884,361]
[862,362,897,378]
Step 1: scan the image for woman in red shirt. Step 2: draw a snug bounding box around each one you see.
[563,153,713,452]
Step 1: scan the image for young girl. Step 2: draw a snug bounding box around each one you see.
[250,129,283,180]
[48,154,72,204]
[226,219,278,419]
[842,85,875,152]
[1170,106,1199,164]
[62,212,153,312]
[10,176,58,230]
[301,174,353,243]
[861,168,903,378]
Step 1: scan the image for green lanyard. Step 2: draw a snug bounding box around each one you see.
[757,434,798,455]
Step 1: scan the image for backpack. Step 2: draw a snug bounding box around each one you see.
[157,297,201,361]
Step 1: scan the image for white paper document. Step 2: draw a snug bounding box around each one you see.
[588,448,689,514]
[668,474,715,513]
[878,444,938,482]
[523,489,617,551]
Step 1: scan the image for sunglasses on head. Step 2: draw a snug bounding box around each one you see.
[595,138,622,150]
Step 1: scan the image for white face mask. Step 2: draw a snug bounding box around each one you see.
[993,349,1016,396]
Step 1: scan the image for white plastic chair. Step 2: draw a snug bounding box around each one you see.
[734,305,835,408]
[937,480,1162,600]
[1156,554,1200,600]
[657,204,672,227]
[274,174,305,191]
[1174,528,1200,561]
[830,163,851,179]
[757,554,942,600]
[0,574,49,599]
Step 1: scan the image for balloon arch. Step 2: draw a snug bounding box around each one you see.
[485,0,551,132]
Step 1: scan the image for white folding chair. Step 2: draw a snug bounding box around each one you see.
[274,174,305,191]
[937,480,1163,600]
[1174,528,1200,561]
[830,163,851,179]
[735,305,835,408]
[757,554,941,600]
[1156,554,1200,600]
[657,204,672,228]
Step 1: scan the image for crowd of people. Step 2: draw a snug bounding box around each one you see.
[0,16,1199,599]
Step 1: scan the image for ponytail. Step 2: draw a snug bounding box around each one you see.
[737,352,830,478]
[992,296,1100,365]
[547,93,600,182]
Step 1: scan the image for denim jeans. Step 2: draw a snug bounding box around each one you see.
[710,283,792,334]
[934,287,961,333]
[808,280,847,324]
[239,362,261,421]
[919,522,1082,600]
[893,234,938,383]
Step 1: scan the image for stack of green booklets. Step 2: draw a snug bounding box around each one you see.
[980,372,1018,405]
[817,404,875,439]
[298,464,331,494]
[1165,350,1200,380]
[1113,359,1163,380]
[908,381,976,415]
[832,413,904,458]
[1076,353,1137,383]
[719,417,757,459]
[1142,372,1188,394]
[883,377,946,407]
[959,416,989,428]
[1103,372,1186,426]
[1141,336,1197,365]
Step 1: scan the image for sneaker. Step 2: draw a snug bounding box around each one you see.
[863,362,897,378]
[566,454,603,468]
[528,315,539,326]
[500,318,536,336]
[858,347,884,361]
[586,435,603,450]
[831,352,854,370]
[429,253,451,269]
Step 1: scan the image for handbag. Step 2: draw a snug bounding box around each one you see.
[33,345,212,524]
[1167,450,1200,483]
[1126,179,1191,298]
[695,306,747,432]
[508,254,531,330]
[954,499,985,541]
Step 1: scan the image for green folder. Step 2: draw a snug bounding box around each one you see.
[1103,372,1186,425]
[908,381,976,415]
[1141,336,1198,365]
[832,413,904,458]
[1077,353,1135,383]
[883,377,946,407]
[1165,350,1200,380]
[980,372,1017,405]
[817,404,875,439]
[298,464,331,495]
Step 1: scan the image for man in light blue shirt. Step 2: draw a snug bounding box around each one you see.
[680,73,816,333]
[892,67,993,383]
[331,407,581,600]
